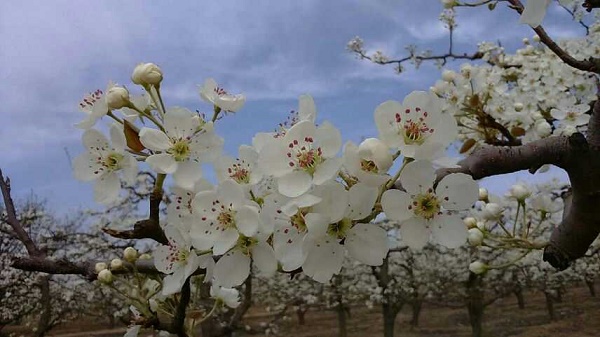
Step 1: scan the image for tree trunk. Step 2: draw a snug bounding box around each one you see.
[586,279,596,297]
[544,292,555,321]
[34,276,52,337]
[382,302,402,337]
[555,288,563,303]
[514,287,525,309]
[410,300,422,327]
[296,307,307,325]
[337,304,347,337]
[466,273,484,337]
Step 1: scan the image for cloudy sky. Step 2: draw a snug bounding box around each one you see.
[0,1,584,215]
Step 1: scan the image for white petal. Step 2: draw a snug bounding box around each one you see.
[258,141,292,177]
[73,153,103,182]
[313,157,342,185]
[302,236,344,283]
[347,183,378,220]
[213,228,239,256]
[520,0,551,27]
[304,213,329,238]
[236,205,259,237]
[430,214,467,248]
[311,181,347,222]
[316,121,342,158]
[189,224,215,251]
[437,173,478,211]
[213,250,251,287]
[278,171,312,198]
[252,242,277,277]
[94,172,120,204]
[199,78,218,104]
[139,128,172,151]
[124,325,141,337]
[218,179,245,208]
[173,161,203,190]
[146,154,178,174]
[83,128,111,154]
[298,94,316,123]
[162,267,186,296]
[164,107,196,139]
[399,160,435,195]
[381,189,413,222]
[154,245,175,274]
[273,226,305,271]
[374,100,403,148]
[109,123,126,151]
[345,224,389,265]
[399,217,430,249]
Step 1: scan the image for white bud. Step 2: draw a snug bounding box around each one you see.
[534,120,552,137]
[139,253,152,260]
[482,203,503,220]
[105,85,130,110]
[468,228,484,246]
[476,221,486,231]
[469,261,488,274]
[111,258,123,270]
[463,217,477,229]
[522,37,529,45]
[513,102,524,111]
[123,247,138,262]
[478,188,488,201]
[94,262,108,273]
[98,269,114,284]
[533,35,540,42]
[442,69,456,82]
[510,183,531,201]
[132,62,163,86]
[441,0,457,8]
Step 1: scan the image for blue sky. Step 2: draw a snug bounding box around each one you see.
[0,1,583,214]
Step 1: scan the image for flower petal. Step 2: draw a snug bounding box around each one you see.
[139,128,172,151]
[173,161,203,190]
[164,107,196,139]
[302,235,344,283]
[399,217,429,249]
[313,157,342,185]
[345,223,389,265]
[146,153,178,174]
[437,173,478,211]
[252,242,277,277]
[399,160,435,195]
[430,214,467,248]
[94,172,120,204]
[381,189,413,222]
[278,171,312,198]
[213,250,251,287]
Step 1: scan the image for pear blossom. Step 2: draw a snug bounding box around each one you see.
[258,120,343,197]
[76,88,109,129]
[508,183,531,202]
[166,179,213,232]
[467,228,484,246]
[132,62,163,87]
[469,261,488,274]
[215,144,263,187]
[139,107,223,189]
[199,78,245,112]
[343,138,393,187]
[97,269,113,284]
[300,182,388,282]
[212,237,277,287]
[381,160,478,249]
[374,91,457,160]
[210,285,241,308]
[154,226,212,295]
[519,0,551,27]
[73,124,138,205]
[551,96,590,128]
[189,179,260,254]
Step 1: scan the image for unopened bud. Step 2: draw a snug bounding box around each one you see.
[510,183,531,202]
[441,0,457,8]
[132,62,163,87]
[111,258,123,270]
[469,261,488,274]
[105,85,130,110]
[124,247,138,262]
[513,102,524,111]
[442,69,456,82]
[468,228,484,246]
[139,253,152,260]
[95,262,108,273]
[533,35,540,42]
[478,188,488,201]
[482,203,503,220]
[463,217,477,229]
[522,38,529,45]
[98,269,114,284]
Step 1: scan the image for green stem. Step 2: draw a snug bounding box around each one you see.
[107,111,124,125]
[513,202,521,237]
[211,105,221,123]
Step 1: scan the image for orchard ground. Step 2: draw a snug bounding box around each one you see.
[17,284,599,337]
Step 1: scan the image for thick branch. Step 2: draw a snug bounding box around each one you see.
[172,278,191,337]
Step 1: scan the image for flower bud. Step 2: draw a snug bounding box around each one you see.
[534,120,552,137]
[95,262,108,273]
[463,217,477,229]
[441,0,457,8]
[442,69,455,82]
[482,203,502,220]
[478,188,488,201]
[513,102,524,111]
[533,35,540,42]
[522,38,529,45]
[139,253,152,260]
[476,221,486,231]
[123,247,138,262]
[106,85,130,110]
[467,228,484,246]
[510,183,531,202]
[110,258,123,270]
[132,63,163,87]
[469,261,488,274]
[98,269,114,284]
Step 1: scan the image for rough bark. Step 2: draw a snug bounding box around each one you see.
[382,301,402,337]
[586,279,596,297]
[466,273,484,337]
[33,276,52,337]
[410,300,422,327]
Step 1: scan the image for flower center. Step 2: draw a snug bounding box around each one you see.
[566,111,577,121]
[177,249,190,262]
[290,210,308,232]
[214,86,228,96]
[228,162,250,184]
[237,235,257,256]
[101,152,124,171]
[217,209,236,231]
[287,137,323,175]
[410,191,441,220]
[327,218,352,239]
[394,107,434,145]
[169,140,191,161]
[360,159,378,173]
[79,89,103,109]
